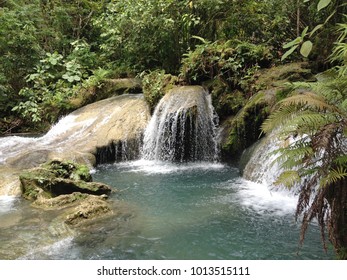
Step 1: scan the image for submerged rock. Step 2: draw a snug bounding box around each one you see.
[64,195,112,226]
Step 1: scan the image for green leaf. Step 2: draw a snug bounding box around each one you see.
[300,40,313,57]
[301,26,309,38]
[310,24,323,37]
[317,0,332,11]
[281,45,298,61]
[274,170,301,188]
[191,35,208,44]
[283,37,302,49]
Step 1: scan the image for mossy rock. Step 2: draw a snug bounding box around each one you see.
[141,70,179,112]
[253,62,315,90]
[220,89,276,160]
[19,160,112,201]
[204,78,246,121]
[68,78,142,110]
[95,78,142,100]
[33,192,90,209]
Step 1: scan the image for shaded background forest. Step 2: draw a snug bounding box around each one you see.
[0,0,345,133]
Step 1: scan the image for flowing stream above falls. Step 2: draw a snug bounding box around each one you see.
[0,87,333,259]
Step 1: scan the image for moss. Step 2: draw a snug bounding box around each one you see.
[95,78,142,100]
[44,160,92,182]
[204,78,246,121]
[19,160,112,200]
[141,70,179,112]
[221,91,274,160]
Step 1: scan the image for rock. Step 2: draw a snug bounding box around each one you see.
[64,195,112,226]
[33,192,90,209]
[142,86,218,162]
[219,62,314,161]
[1,94,150,171]
[96,78,142,100]
[0,166,21,196]
[220,89,276,160]
[69,78,142,109]
[19,160,112,201]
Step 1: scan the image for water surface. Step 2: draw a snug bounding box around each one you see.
[0,161,333,259]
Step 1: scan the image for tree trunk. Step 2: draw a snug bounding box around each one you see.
[326,178,347,259]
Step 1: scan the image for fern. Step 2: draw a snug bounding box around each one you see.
[276,144,314,170]
[334,155,347,166]
[274,170,301,188]
[261,104,300,133]
[278,92,338,113]
[320,166,347,188]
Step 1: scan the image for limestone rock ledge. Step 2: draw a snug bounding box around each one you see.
[19,160,116,227]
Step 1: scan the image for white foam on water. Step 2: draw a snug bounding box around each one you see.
[115,160,225,174]
[0,195,18,213]
[18,236,75,260]
[236,179,297,216]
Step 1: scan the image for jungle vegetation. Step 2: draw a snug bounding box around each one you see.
[0,0,346,258]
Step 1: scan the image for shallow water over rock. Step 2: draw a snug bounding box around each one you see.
[0,94,150,194]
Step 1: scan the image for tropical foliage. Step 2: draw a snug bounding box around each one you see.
[262,20,347,258]
[0,0,346,260]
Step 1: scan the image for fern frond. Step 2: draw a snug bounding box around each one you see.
[334,155,347,166]
[291,112,340,134]
[274,142,314,169]
[261,104,299,133]
[278,92,336,112]
[320,166,347,188]
[274,170,301,188]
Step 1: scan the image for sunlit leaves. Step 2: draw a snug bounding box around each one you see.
[317,0,332,12]
[300,40,313,57]
[274,170,301,188]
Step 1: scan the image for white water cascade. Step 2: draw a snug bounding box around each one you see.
[141,86,219,162]
[242,134,282,187]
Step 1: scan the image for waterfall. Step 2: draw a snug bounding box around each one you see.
[242,130,301,195]
[242,135,282,187]
[141,86,219,162]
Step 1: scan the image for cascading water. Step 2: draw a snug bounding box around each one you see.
[0,94,150,195]
[0,88,333,260]
[141,86,219,162]
[242,133,283,187]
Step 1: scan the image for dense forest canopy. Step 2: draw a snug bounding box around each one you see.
[0,0,345,131]
[0,0,347,259]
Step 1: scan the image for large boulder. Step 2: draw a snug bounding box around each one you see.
[219,62,315,161]
[17,160,116,227]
